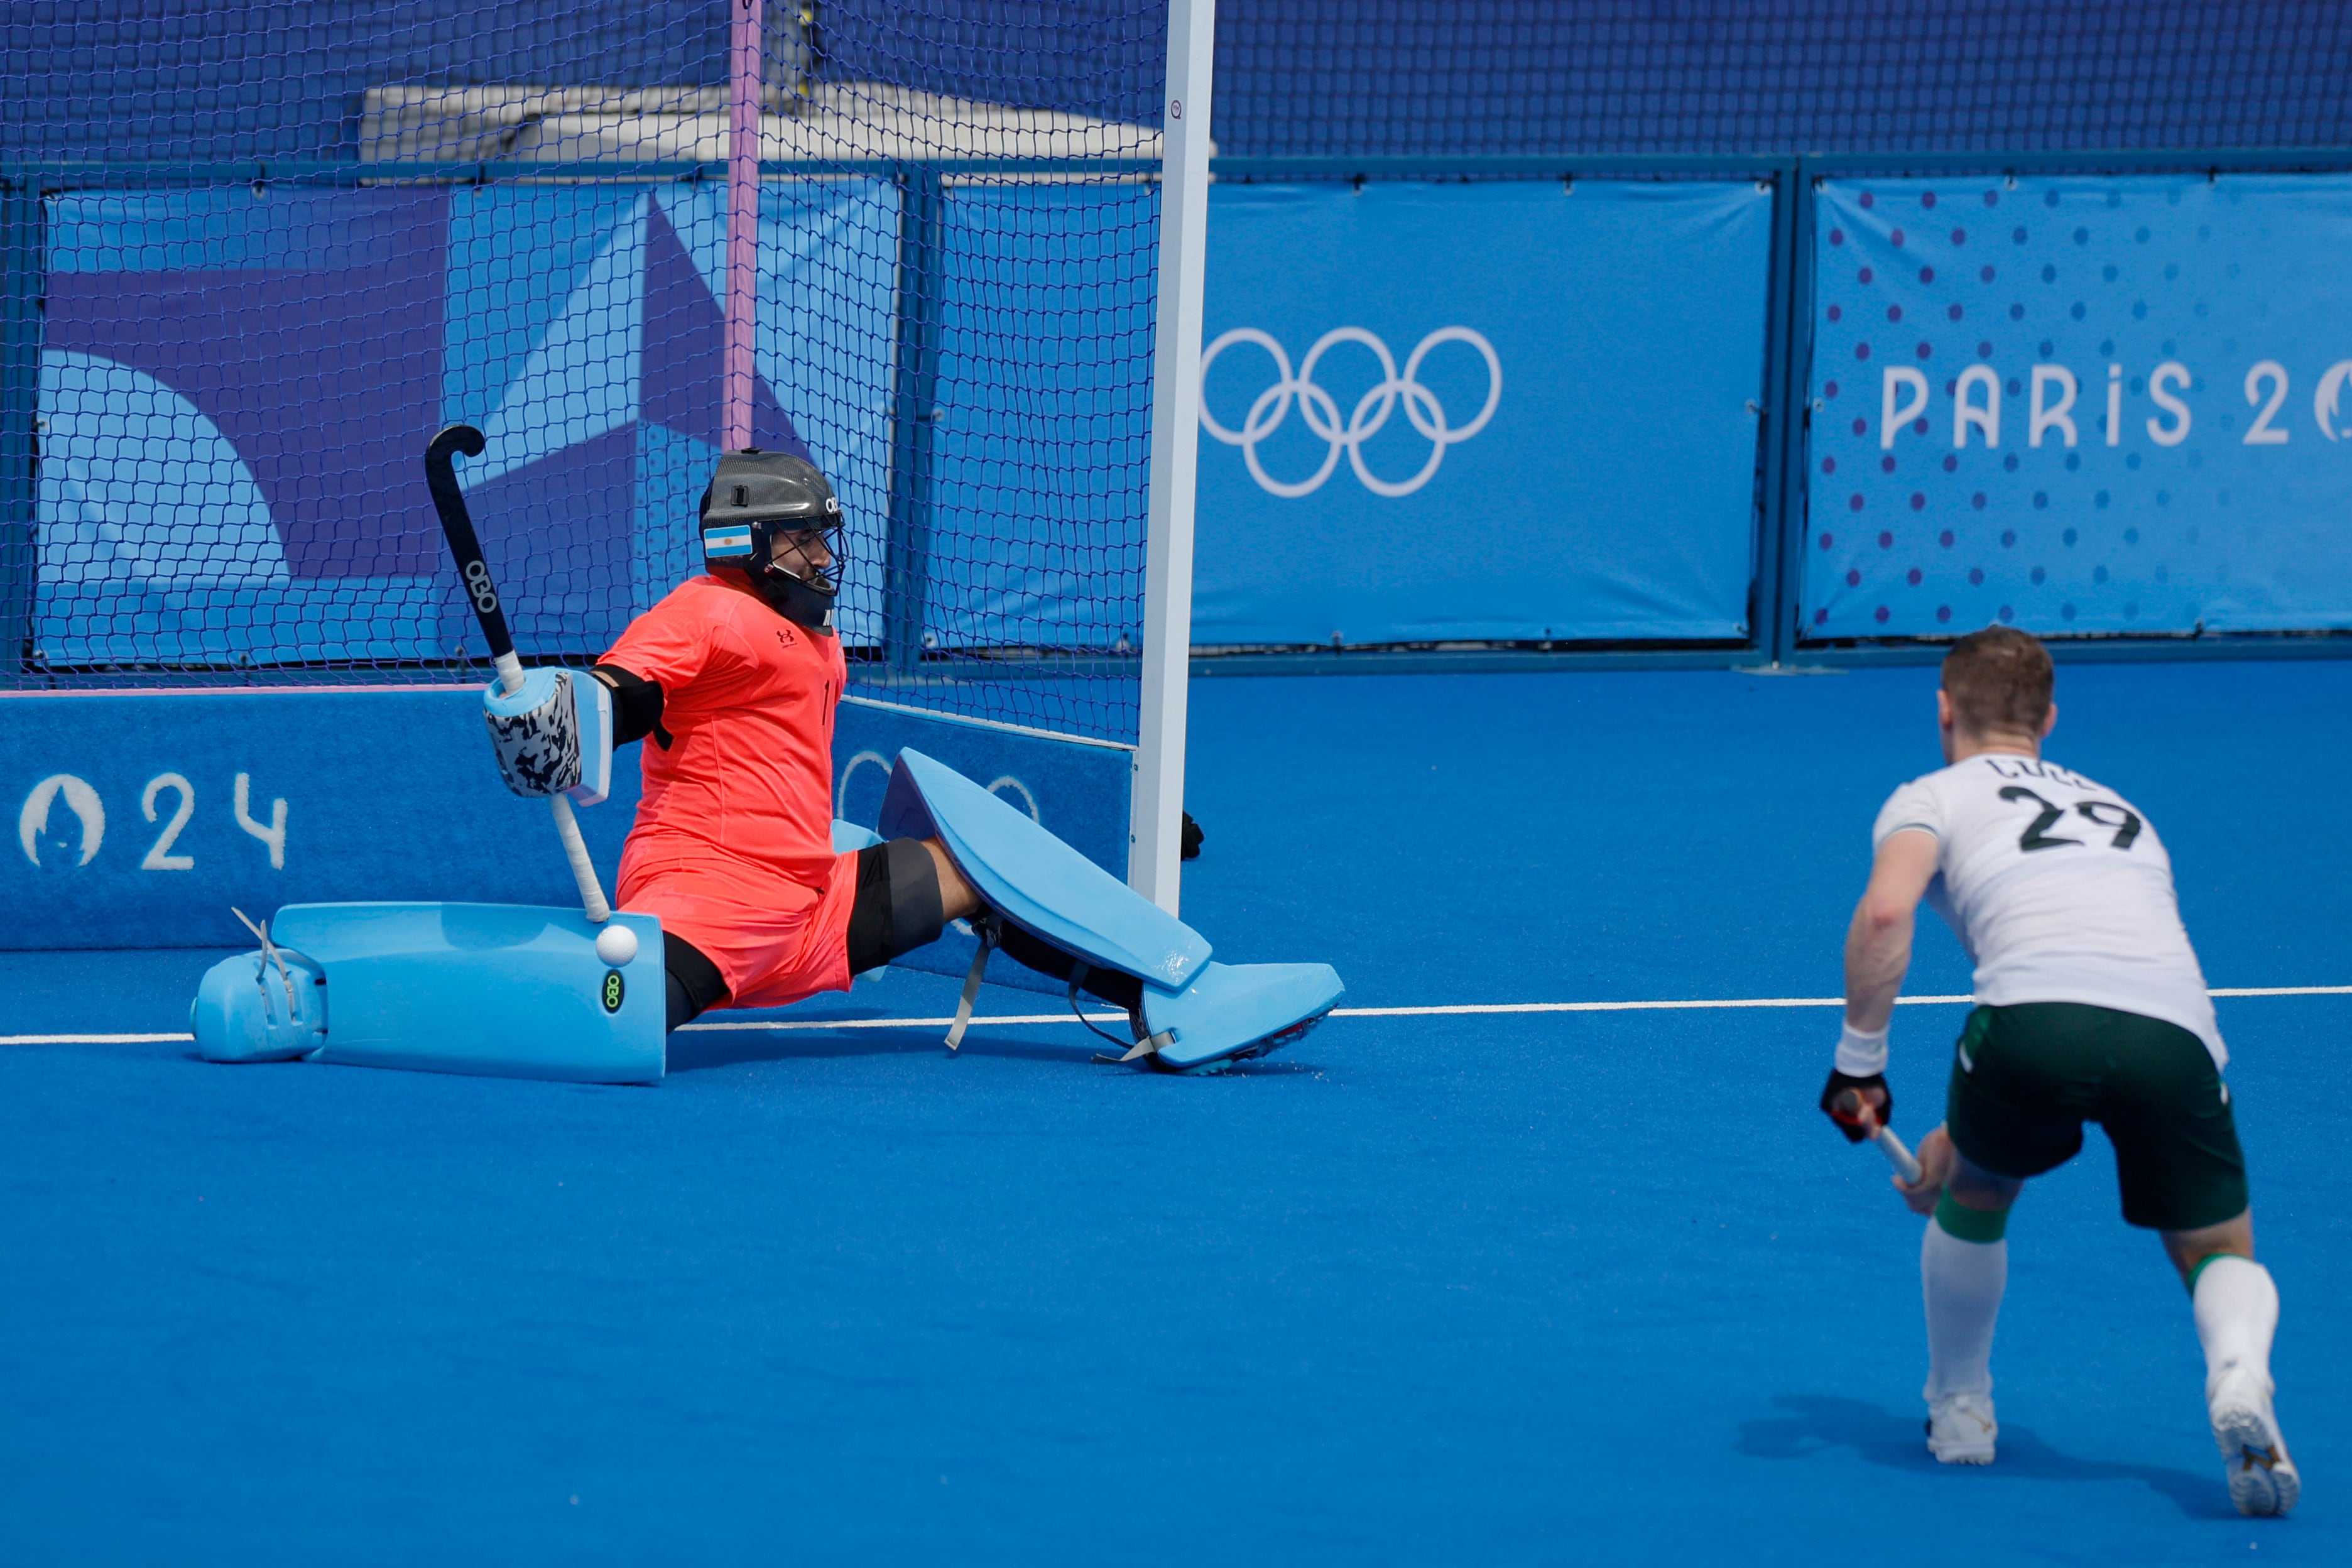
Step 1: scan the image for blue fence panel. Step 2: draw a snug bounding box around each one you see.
[0,688,639,949]
[1806,174,2352,639]
[832,695,1131,994]
[1,687,1128,955]
[38,188,457,665]
[30,181,900,668]
[1194,180,1775,646]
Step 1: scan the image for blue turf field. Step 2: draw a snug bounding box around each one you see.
[2,662,2345,1564]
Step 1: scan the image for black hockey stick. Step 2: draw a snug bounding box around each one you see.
[425,423,519,682]
[424,422,611,922]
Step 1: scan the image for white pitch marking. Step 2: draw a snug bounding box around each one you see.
[14,984,2352,1048]
[1326,996,1968,1018]
[672,984,2352,1030]
[0,1032,198,1045]
[679,1013,1126,1032]
[2210,985,2352,998]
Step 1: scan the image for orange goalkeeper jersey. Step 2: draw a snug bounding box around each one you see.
[599,573,847,892]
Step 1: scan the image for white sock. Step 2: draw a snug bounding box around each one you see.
[2192,1255,2279,1395]
[1922,1219,2007,1402]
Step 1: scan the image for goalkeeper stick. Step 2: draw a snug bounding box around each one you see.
[426,423,612,924]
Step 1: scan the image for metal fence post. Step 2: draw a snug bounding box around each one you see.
[0,180,42,686]
[1767,163,1820,662]
[1750,160,1800,662]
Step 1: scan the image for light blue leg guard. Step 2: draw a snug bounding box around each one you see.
[878,748,1344,1072]
[191,904,665,1084]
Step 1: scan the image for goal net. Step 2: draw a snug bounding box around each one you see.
[3,2,1167,745]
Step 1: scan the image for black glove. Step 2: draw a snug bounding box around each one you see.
[1180,810,1203,861]
[1819,1069,1892,1143]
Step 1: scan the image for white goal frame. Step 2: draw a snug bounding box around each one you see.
[1129,0,1215,913]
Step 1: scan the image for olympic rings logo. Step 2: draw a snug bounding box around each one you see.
[1198,327,1502,498]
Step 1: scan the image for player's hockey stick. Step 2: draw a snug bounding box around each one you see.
[426,423,613,924]
[1832,1087,1925,1185]
[1867,1118,1923,1185]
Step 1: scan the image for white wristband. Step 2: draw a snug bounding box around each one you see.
[1835,1020,1889,1077]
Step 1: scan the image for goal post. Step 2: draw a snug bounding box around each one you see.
[1130,0,1215,913]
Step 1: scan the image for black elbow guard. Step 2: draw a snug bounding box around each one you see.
[592,665,670,749]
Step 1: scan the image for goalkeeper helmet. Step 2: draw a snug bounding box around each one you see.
[699,449,845,634]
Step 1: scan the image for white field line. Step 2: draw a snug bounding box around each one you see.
[10,984,2352,1048]
[678,984,2352,1031]
[2209,986,2352,998]
[0,1032,200,1045]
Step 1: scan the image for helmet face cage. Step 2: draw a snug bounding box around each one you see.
[698,452,847,629]
[719,514,846,634]
[751,516,847,594]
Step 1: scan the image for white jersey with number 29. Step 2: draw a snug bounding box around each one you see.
[1873,752,2223,1067]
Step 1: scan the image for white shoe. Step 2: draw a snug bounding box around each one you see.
[2209,1365,2300,1517]
[1925,1391,1998,1465]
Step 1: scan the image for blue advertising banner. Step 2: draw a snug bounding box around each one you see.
[1806,175,2352,638]
[3,687,1126,965]
[0,687,638,950]
[1194,180,1775,645]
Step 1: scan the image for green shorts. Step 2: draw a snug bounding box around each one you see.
[1945,1001,2248,1232]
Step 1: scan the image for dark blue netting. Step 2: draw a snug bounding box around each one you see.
[1,3,736,163]
[1211,2,2352,157]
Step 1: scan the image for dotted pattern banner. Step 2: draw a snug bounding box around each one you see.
[1805,175,2352,640]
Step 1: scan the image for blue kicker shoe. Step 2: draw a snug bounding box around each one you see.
[880,748,1344,1074]
[1133,959,1345,1072]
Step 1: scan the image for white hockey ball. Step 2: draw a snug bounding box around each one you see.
[594,924,640,967]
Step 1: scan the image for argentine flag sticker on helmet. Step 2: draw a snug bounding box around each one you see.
[703,524,754,560]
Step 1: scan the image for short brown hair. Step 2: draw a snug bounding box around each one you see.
[1941,624,2053,734]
